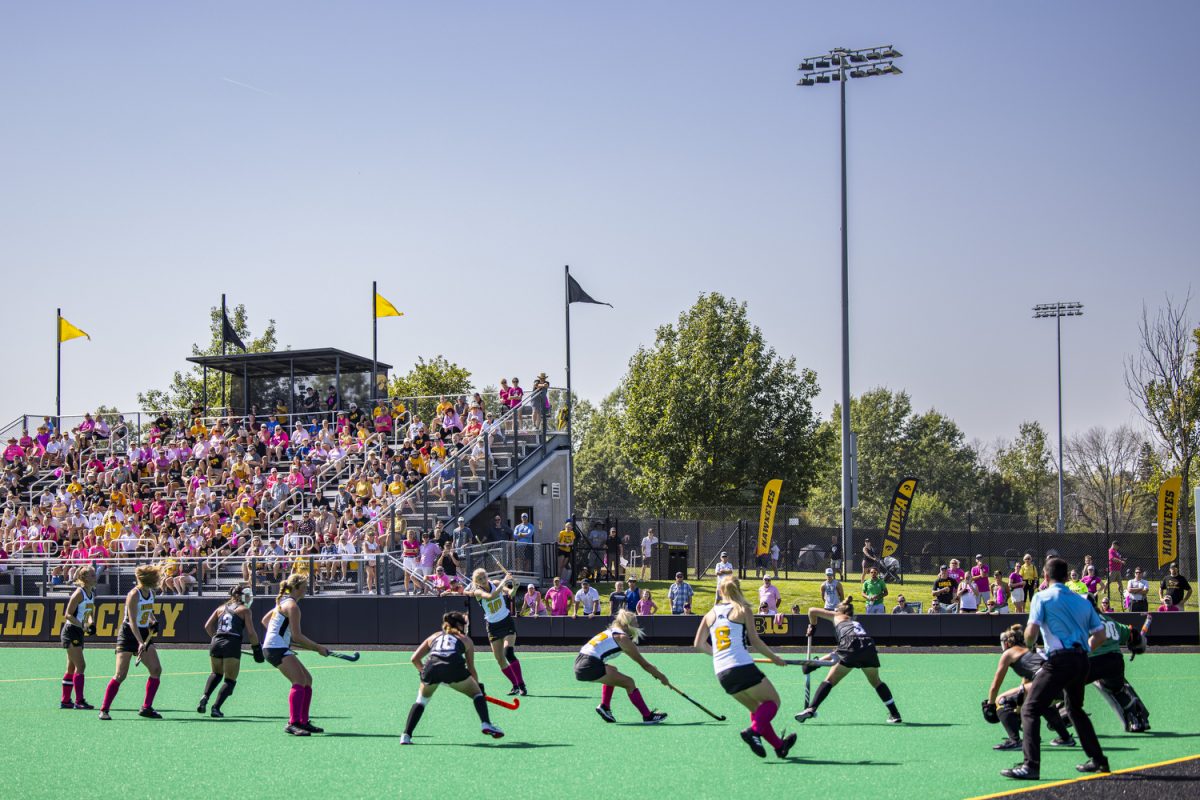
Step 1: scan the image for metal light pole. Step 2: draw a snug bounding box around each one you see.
[1033,302,1083,536]
[798,45,903,573]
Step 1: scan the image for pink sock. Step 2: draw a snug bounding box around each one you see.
[101,679,120,712]
[302,685,313,723]
[500,663,517,688]
[288,685,303,725]
[751,701,784,748]
[61,674,73,703]
[510,660,524,686]
[143,677,160,709]
[73,674,85,704]
[600,684,615,707]
[628,688,652,718]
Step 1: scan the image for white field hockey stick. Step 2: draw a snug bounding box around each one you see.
[754,655,841,669]
[805,628,813,706]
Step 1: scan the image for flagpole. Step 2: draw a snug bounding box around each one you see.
[56,308,62,430]
[220,294,227,412]
[372,281,378,404]
[564,265,574,520]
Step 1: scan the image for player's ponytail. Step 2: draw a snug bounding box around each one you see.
[718,576,752,614]
[835,598,855,617]
[442,611,468,634]
[614,608,645,643]
[1000,624,1025,650]
[278,573,308,601]
[135,564,161,590]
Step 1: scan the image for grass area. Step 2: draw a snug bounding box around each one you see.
[2,647,1198,799]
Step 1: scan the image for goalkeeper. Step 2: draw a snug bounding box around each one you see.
[982,624,1074,752]
[1085,603,1150,733]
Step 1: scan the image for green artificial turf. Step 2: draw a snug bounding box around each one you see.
[2,647,1198,799]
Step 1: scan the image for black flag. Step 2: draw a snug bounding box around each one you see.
[567,275,612,307]
[222,310,247,352]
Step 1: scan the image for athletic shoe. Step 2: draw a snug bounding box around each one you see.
[285,724,310,736]
[740,728,766,758]
[794,708,817,723]
[773,732,798,759]
[1000,763,1039,780]
[642,712,668,724]
[595,705,616,723]
[210,708,224,719]
[887,714,903,724]
[74,701,94,710]
[482,722,505,739]
[298,721,324,734]
[1050,736,1076,747]
[197,698,207,714]
[399,733,413,745]
[98,711,111,720]
[138,707,162,719]
[993,738,1022,751]
[60,701,75,710]
[517,685,529,696]
[1076,759,1110,774]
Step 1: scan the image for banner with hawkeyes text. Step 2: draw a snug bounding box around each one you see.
[1158,476,1181,568]
[756,479,783,557]
[882,477,919,559]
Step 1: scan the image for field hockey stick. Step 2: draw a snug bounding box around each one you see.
[326,650,360,662]
[478,682,519,710]
[667,682,727,721]
[135,629,155,667]
[805,628,813,706]
[753,656,840,668]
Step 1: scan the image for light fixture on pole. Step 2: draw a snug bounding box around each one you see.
[797,44,903,577]
[1033,301,1084,536]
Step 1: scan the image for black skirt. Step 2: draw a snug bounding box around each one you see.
[717,663,766,695]
[115,624,151,654]
[209,636,242,660]
[60,624,85,649]
[486,616,516,642]
[421,659,471,686]
[573,654,608,682]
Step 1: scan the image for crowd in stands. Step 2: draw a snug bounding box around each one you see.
[0,377,552,592]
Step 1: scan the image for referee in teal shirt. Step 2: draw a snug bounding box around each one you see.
[1002,557,1109,780]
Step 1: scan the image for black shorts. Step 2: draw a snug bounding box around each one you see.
[837,644,881,670]
[573,654,608,682]
[60,624,85,649]
[421,660,471,686]
[717,663,766,695]
[486,616,516,642]
[264,647,294,667]
[115,624,152,654]
[209,637,242,660]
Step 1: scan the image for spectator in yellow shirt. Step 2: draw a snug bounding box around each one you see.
[234,500,257,527]
[557,520,576,579]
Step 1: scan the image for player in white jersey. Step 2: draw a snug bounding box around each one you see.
[99,565,163,720]
[58,566,97,709]
[574,609,669,724]
[694,577,795,759]
[468,568,527,696]
[261,574,331,736]
[401,611,504,744]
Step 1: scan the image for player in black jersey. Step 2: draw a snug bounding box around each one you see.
[59,566,97,709]
[198,583,264,718]
[983,624,1075,751]
[794,600,901,724]
[401,611,504,744]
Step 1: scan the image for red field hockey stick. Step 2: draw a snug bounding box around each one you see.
[486,695,520,710]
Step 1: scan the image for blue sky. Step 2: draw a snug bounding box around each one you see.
[2,2,1197,447]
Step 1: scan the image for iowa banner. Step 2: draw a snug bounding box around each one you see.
[882,478,918,558]
[1157,476,1181,568]
[756,479,783,557]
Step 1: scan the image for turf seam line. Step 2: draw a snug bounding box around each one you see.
[961,753,1200,800]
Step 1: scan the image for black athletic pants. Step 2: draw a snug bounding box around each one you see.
[1021,649,1105,770]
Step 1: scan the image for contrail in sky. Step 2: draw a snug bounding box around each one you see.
[221,76,273,95]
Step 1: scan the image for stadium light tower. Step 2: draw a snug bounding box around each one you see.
[797,45,903,575]
[1033,301,1084,536]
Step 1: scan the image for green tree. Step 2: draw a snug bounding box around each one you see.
[573,391,640,513]
[388,356,473,420]
[137,305,277,412]
[993,421,1056,523]
[591,293,825,513]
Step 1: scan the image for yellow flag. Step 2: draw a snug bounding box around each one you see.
[58,316,90,343]
[375,293,403,319]
[756,479,783,557]
[1157,475,1181,568]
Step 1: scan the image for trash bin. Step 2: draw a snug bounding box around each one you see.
[654,542,689,580]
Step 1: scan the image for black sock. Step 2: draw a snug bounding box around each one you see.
[404,703,426,736]
[504,646,517,663]
[213,679,236,711]
[999,705,1021,740]
[473,693,492,725]
[874,682,900,717]
[810,680,833,710]
[202,673,221,700]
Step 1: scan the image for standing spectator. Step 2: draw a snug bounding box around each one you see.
[820,567,844,610]
[667,572,694,614]
[1081,565,1102,600]
[638,527,658,580]
[947,558,966,587]
[1018,553,1039,590]
[971,555,991,605]
[451,516,472,551]
[1009,561,1027,613]
[769,541,781,578]
[556,519,575,580]
[418,533,441,578]
[609,581,627,616]
[604,527,622,579]
[992,572,1010,613]
[512,512,535,544]
[758,575,781,615]
[636,590,657,616]
[544,577,572,616]
[531,372,551,430]
[1125,567,1149,612]
[829,535,843,580]
[958,573,980,614]
[931,564,958,612]
[622,577,641,612]
[1160,563,1192,609]
[1106,541,1125,600]
[862,567,888,614]
[1066,569,1088,596]
[714,551,734,601]
[860,537,879,581]
[1001,557,1108,781]
[573,578,601,617]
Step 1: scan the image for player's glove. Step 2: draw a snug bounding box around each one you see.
[152,616,164,634]
[85,623,96,637]
[1128,629,1147,659]
[982,699,999,724]
[806,623,817,638]
[252,644,265,663]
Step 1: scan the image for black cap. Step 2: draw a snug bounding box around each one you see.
[939,564,948,571]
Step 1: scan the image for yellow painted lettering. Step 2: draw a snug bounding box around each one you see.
[159,603,182,637]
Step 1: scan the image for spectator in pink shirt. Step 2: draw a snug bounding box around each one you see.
[268,429,289,461]
[523,584,546,616]
[3,438,25,464]
[758,575,781,614]
[971,555,991,604]
[428,565,454,595]
[507,377,524,408]
[544,577,572,616]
